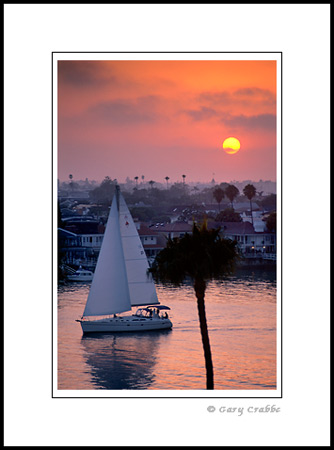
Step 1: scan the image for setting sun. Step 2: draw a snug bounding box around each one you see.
[223,137,241,155]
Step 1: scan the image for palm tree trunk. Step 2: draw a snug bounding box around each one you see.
[250,199,253,226]
[194,278,214,389]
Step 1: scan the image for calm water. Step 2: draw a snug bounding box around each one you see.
[57,267,277,391]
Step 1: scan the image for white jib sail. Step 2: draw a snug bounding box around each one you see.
[83,194,132,317]
[118,192,159,307]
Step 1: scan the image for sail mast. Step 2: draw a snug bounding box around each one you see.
[115,184,120,212]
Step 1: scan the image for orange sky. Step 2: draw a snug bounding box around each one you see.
[58,59,277,184]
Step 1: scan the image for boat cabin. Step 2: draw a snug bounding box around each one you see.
[135,305,170,319]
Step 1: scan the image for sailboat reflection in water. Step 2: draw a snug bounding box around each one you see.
[76,185,172,333]
[81,331,170,389]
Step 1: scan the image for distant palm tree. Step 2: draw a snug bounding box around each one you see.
[243,184,257,226]
[141,175,145,186]
[150,220,238,389]
[213,187,225,212]
[134,176,139,188]
[165,176,170,190]
[182,174,186,185]
[225,184,239,209]
[69,174,74,191]
[148,180,155,189]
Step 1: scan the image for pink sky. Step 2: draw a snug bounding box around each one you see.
[58,59,277,184]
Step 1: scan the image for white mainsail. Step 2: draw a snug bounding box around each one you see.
[118,191,160,307]
[83,194,132,317]
[82,188,159,318]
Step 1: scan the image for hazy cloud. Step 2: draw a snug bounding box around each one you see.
[234,87,276,105]
[198,91,233,105]
[184,106,276,131]
[198,87,276,107]
[220,112,276,130]
[88,95,162,125]
[183,106,218,121]
[58,61,117,87]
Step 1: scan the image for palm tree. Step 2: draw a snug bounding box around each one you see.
[213,187,225,212]
[148,180,155,189]
[68,174,74,192]
[243,184,257,226]
[134,176,139,188]
[182,174,186,185]
[165,176,170,190]
[150,220,238,389]
[225,184,239,209]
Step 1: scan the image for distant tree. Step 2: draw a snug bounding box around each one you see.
[150,221,238,389]
[225,184,239,209]
[129,207,155,222]
[258,194,276,211]
[151,214,171,224]
[182,174,186,185]
[68,174,74,191]
[213,187,225,212]
[89,176,115,204]
[219,182,230,191]
[169,182,190,204]
[147,187,168,206]
[264,211,276,232]
[243,184,257,226]
[57,234,66,282]
[148,180,155,189]
[58,201,64,228]
[134,176,139,188]
[165,176,170,190]
[215,207,242,222]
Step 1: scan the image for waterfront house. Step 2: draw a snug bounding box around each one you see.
[59,216,105,268]
[136,223,165,259]
[240,210,267,232]
[208,221,276,260]
[150,221,193,241]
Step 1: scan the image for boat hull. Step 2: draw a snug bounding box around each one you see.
[80,316,173,333]
[68,275,93,281]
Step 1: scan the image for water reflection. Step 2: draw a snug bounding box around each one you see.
[81,330,172,389]
[57,266,277,390]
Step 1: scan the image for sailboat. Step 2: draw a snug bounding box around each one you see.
[77,186,172,333]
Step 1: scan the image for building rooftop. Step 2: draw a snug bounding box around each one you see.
[208,221,256,234]
[137,224,160,236]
